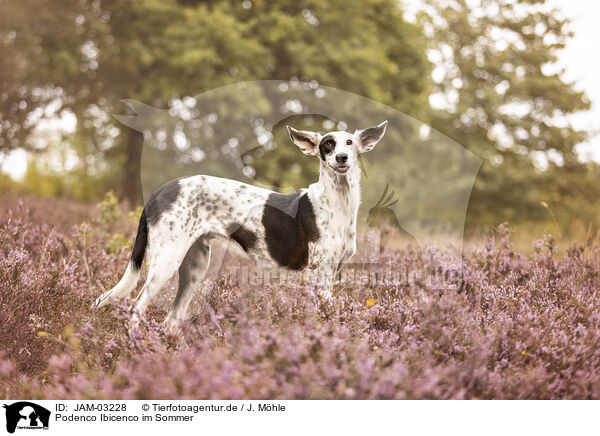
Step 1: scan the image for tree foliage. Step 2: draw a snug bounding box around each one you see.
[1,0,429,204]
[0,0,597,230]
[420,0,594,226]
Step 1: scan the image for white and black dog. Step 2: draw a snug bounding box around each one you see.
[93,121,387,331]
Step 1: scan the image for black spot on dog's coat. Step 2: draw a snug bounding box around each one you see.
[144,178,182,226]
[227,223,258,253]
[262,191,320,270]
[318,134,336,161]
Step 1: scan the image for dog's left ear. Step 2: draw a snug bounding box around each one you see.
[287,126,321,156]
[355,121,388,153]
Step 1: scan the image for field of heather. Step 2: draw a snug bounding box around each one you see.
[1,194,600,400]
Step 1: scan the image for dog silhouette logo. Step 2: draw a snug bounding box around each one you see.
[2,402,50,433]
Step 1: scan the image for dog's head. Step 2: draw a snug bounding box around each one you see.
[286,121,387,175]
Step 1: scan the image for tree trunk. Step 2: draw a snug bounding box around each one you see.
[122,128,144,207]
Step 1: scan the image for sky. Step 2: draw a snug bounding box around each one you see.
[1,0,599,179]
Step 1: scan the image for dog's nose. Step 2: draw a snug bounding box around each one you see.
[336,153,348,164]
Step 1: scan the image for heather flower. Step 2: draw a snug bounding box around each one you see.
[2,199,600,399]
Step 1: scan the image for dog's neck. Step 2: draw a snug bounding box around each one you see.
[308,162,361,220]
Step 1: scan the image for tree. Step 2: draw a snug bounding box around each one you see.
[420,0,593,226]
[1,0,429,205]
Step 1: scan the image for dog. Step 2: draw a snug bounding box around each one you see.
[93,121,388,331]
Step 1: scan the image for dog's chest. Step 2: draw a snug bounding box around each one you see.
[308,196,357,267]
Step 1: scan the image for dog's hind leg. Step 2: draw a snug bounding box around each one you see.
[164,237,211,334]
[131,239,189,322]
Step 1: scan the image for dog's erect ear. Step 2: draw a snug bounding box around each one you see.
[355,121,388,153]
[287,126,321,156]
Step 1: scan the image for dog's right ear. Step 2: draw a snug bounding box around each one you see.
[287,126,321,156]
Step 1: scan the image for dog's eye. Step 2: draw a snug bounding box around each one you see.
[346,139,353,145]
[322,140,335,154]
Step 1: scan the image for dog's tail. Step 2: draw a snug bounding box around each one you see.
[93,210,149,308]
[130,209,149,271]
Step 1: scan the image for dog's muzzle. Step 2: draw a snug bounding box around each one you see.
[329,164,350,174]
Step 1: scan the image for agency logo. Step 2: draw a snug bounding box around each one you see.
[2,402,50,434]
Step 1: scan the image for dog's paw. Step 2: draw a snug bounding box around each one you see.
[91,290,113,310]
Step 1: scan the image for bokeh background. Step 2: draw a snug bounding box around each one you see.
[1,0,599,246]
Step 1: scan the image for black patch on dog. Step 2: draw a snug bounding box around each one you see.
[131,209,148,271]
[262,191,320,270]
[144,178,182,226]
[318,134,336,161]
[227,223,258,253]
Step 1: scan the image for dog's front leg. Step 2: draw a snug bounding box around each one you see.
[315,263,337,299]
